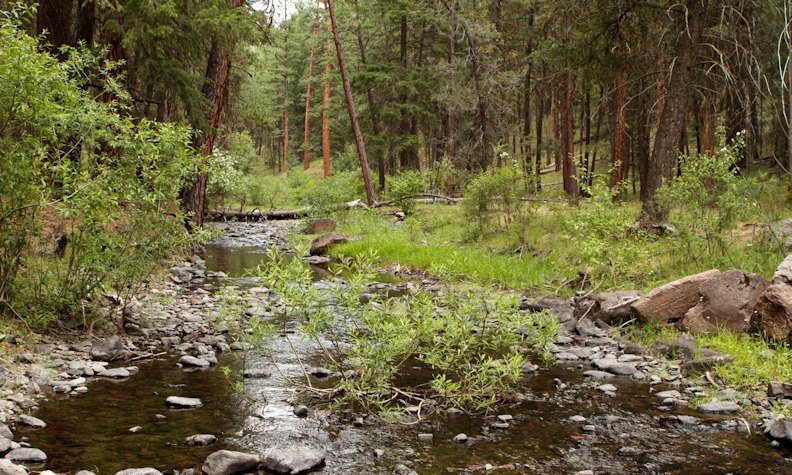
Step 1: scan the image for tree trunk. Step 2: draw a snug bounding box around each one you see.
[610,36,628,188]
[561,70,578,201]
[637,79,651,202]
[788,0,792,190]
[322,59,332,178]
[640,0,703,223]
[180,0,244,228]
[304,28,317,170]
[535,75,544,191]
[326,0,377,205]
[36,0,74,56]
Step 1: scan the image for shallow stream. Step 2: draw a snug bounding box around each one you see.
[19,223,792,473]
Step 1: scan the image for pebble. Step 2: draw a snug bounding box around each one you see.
[97,368,130,379]
[129,426,142,433]
[597,384,617,393]
[697,400,741,413]
[165,396,203,409]
[417,433,433,441]
[293,405,309,417]
[453,433,468,443]
[655,390,682,399]
[569,415,587,423]
[185,434,217,446]
[179,355,210,368]
[582,425,596,432]
[373,448,385,458]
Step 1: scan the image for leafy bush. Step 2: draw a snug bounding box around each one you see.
[660,134,752,258]
[426,158,470,196]
[463,163,525,236]
[257,248,559,414]
[0,10,200,327]
[388,170,425,215]
[207,151,244,205]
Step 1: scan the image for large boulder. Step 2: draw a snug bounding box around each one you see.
[202,450,260,475]
[302,218,337,235]
[309,233,357,256]
[766,219,792,251]
[90,335,126,362]
[750,283,792,344]
[574,291,640,325]
[681,270,768,334]
[262,446,326,474]
[631,269,720,325]
[767,418,792,444]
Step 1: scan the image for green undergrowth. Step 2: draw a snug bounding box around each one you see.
[624,324,792,389]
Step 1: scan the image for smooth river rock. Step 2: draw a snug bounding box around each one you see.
[697,400,741,413]
[202,450,260,475]
[165,396,203,409]
[97,368,130,379]
[768,418,792,443]
[185,434,217,446]
[262,446,326,474]
[4,448,47,463]
[0,423,12,441]
[17,415,45,429]
[115,469,163,475]
[0,460,27,475]
[90,335,125,362]
[179,355,210,368]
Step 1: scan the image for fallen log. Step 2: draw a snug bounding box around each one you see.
[206,200,366,222]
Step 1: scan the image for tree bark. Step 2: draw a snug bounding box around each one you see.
[180,0,244,228]
[447,0,459,162]
[322,59,332,178]
[640,0,703,223]
[610,34,628,188]
[303,28,317,170]
[561,70,578,201]
[326,0,377,205]
[36,0,74,56]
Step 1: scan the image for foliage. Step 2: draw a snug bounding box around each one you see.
[257,247,558,414]
[660,134,753,259]
[207,151,244,203]
[463,162,526,236]
[0,11,200,327]
[388,170,425,215]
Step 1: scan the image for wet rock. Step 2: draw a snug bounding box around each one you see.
[97,368,130,379]
[682,270,768,334]
[17,415,45,429]
[262,446,326,474]
[393,465,418,475]
[75,471,95,475]
[767,418,792,443]
[303,218,337,235]
[582,425,596,432]
[0,424,13,441]
[631,269,720,325]
[655,390,682,399]
[165,396,203,409]
[185,434,217,446]
[575,317,606,338]
[242,369,271,379]
[128,426,142,433]
[293,405,309,418]
[768,381,792,397]
[417,433,433,441]
[90,336,126,362]
[0,460,27,475]
[575,291,640,325]
[697,400,741,413]
[202,450,260,475]
[582,370,613,380]
[4,448,47,463]
[0,438,11,454]
[750,281,792,345]
[569,415,587,423]
[491,422,510,430]
[453,433,468,443]
[179,356,210,368]
[309,233,357,256]
[597,384,617,393]
[116,469,162,475]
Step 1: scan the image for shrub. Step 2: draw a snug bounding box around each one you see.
[388,170,425,215]
[0,10,200,327]
[463,163,525,236]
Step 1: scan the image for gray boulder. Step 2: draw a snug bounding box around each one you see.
[767,418,792,443]
[179,356,210,368]
[4,448,47,463]
[631,269,720,325]
[262,446,326,474]
[0,423,12,441]
[185,434,217,446]
[682,270,768,334]
[165,396,202,409]
[202,450,260,475]
[17,415,45,429]
[90,336,126,362]
[0,460,27,475]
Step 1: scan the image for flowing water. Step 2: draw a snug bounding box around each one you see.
[19,223,792,473]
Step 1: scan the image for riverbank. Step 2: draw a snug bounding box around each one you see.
[0,218,789,473]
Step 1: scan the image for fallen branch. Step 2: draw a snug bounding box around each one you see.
[206,199,366,222]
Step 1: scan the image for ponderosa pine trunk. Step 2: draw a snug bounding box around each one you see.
[326,0,376,205]
[322,58,332,179]
[304,31,316,170]
[640,0,704,223]
[180,0,244,227]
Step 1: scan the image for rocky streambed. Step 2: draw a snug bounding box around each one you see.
[0,221,790,474]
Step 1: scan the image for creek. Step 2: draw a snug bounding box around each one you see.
[18,222,792,474]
